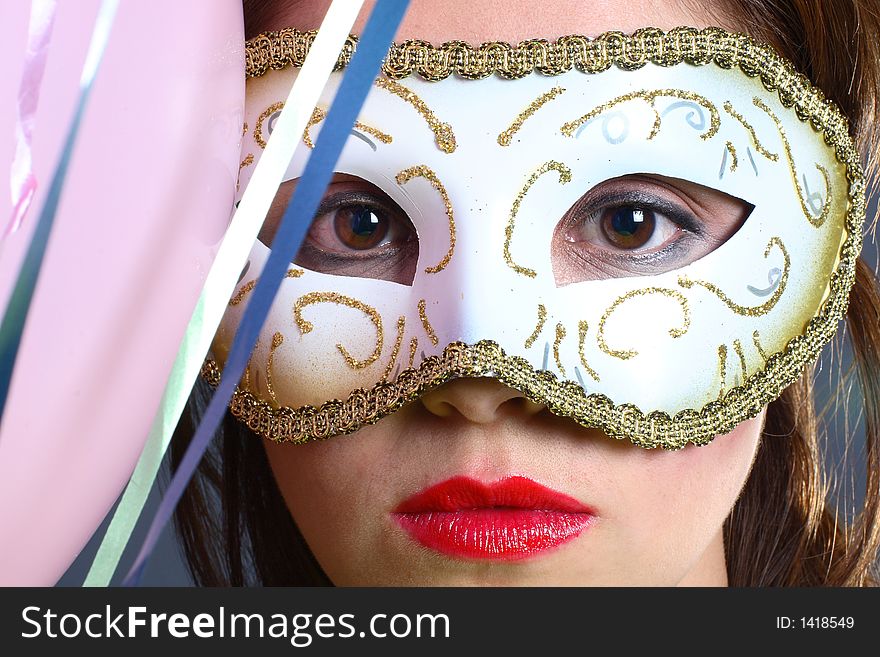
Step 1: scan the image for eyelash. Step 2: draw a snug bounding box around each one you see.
[299,190,414,265]
[579,190,703,237]
[282,181,421,285]
[551,189,706,271]
[315,191,394,231]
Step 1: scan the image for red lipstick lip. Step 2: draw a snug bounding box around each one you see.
[392,476,596,561]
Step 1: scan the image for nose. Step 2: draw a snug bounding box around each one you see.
[419,377,545,424]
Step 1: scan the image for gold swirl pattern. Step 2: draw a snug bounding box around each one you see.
[717,344,728,398]
[266,332,284,405]
[752,330,768,362]
[597,288,691,360]
[725,141,738,172]
[254,101,284,148]
[506,161,572,278]
[293,292,384,369]
[383,316,406,382]
[678,237,790,317]
[200,312,851,448]
[229,269,304,307]
[577,320,601,382]
[302,106,393,149]
[417,299,439,346]
[408,337,418,368]
[230,281,256,307]
[553,323,567,375]
[733,339,747,382]
[560,89,720,141]
[722,101,778,161]
[497,86,566,146]
[524,304,548,349]
[374,77,456,152]
[396,166,455,273]
[237,153,255,192]
[753,97,831,227]
[246,29,355,78]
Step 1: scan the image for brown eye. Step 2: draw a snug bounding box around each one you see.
[552,174,752,285]
[333,205,389,250]
[259,174,419,285]
[601,207,656,249]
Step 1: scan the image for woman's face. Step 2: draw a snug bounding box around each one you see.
[257,0,765,585]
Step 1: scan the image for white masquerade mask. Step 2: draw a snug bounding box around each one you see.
[206,27,866,449]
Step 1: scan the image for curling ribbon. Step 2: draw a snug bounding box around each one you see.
[122,0,411,587]
[0,0,120,426]
[6,0,58,239]
[84,0,370,586]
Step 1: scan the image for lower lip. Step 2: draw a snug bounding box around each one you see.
[393,508,595,561]
[392,476,595,561]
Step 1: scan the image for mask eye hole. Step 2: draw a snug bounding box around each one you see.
[259,174,420,286]
[551,173,752,285]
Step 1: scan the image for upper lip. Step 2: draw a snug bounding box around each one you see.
[393,475,594,514]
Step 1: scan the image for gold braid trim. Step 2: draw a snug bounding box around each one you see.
[246,30,358,79]
[231,26,866,450]
[203,288,852,449]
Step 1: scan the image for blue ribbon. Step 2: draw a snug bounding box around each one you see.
[122,0,411,586]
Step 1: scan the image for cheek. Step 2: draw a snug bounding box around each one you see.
[262,424,401,581]
[264,431,386,514]
[610,411,764,572]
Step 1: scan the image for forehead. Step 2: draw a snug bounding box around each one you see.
[256,0,719,44]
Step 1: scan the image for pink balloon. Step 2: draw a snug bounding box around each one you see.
[0,0,244,585]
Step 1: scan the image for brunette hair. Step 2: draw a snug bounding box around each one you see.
[705,0,880,587]
[170,0,880,586]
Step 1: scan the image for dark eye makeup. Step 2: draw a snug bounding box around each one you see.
[258,176,419,285]
[552,174,751,284]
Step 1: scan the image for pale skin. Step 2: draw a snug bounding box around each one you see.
[257,0,765,586]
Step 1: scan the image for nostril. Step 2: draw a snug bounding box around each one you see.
[421,398,456,418]
[504,396,546,417]
[419,377,546,424]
